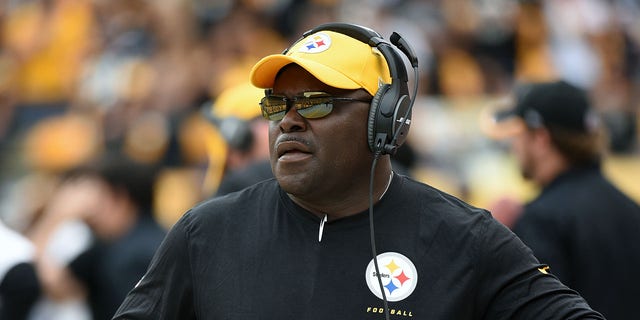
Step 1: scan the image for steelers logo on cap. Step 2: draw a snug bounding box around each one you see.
[298,32,332,54]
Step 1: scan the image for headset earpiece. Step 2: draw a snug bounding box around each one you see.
[367,84,389,153]
[296,23,417,155]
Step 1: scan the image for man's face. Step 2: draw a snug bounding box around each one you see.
[268,64,373,202]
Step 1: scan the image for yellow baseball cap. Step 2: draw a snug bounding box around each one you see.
[250,30,391,96]
[211,82,264,120]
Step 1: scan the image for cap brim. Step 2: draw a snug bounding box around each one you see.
[479,104,526,140]
[250,54,362,91]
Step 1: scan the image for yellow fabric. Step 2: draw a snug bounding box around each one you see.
[250,30,391,96]
[212,82,264,120]
[3,0,94,103]
[200,121,228,196]
[154,168,203,229]
[23,114,102,172]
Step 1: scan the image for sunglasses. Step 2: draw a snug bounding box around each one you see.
[260,91,371,121]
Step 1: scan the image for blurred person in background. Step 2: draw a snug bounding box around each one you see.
[487,79,640,320]
[33,153,166,320]
[0,219,40,320]
[0,0,95,138]
[202,82,273,197]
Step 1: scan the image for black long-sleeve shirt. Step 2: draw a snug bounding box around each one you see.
[514,163,640,320]
[115,175,603,319]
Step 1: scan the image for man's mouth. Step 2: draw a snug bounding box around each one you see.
[275,139,312,161]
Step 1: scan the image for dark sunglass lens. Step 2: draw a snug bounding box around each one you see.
[261,96,287,120]
[296,97,333,119]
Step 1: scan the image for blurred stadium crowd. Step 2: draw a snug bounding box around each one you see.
[0,0,639,231]
[1,0,639,318]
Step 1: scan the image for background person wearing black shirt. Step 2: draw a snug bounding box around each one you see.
[36,153,166,320]
[487,79,640,320]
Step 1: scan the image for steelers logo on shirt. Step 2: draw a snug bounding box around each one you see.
[365,252,418,302]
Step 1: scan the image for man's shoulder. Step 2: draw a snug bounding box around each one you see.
[395,175,491,222]
[400,175,486,209]
[528,166,640,218]
[216,160,274,196]
[209,176,277,201]
[189,179,280,220]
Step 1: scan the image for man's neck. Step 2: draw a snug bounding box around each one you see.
[535,151,570,187]
[289,167,394,221]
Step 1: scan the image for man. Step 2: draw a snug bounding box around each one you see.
[202,82,273,197]
[36,153,166,320]
[113,23,603,319]
[489,80,640,320]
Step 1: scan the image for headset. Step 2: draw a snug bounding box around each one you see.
[285,22,420,156]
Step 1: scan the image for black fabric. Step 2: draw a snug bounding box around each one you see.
[214,160,273,197]
[513,163,640,320]
[69,214,166,320]
[0,262,41,320]
[114,175,603,319]
[496,80,592,132]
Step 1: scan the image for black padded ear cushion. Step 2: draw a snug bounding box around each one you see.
[368,84,389,152]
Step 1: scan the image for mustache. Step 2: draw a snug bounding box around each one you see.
[274,134,312,147]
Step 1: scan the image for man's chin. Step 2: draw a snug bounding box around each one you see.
[276,173,312,195]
